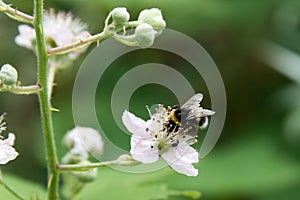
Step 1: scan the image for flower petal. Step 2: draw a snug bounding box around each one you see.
[146,113,165,132]
[63,127,104,158]
[4,133,16,146]
[175,142,199,163]
[130,136,159,163]
[161,142,199,176]
[122,110,149,137]
[0,134,18,165]
[15,25,35,49]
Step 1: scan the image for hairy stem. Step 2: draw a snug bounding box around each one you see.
[34,0,59,199]
[47,31,110,55]
[57,157,141,172]
[47,21,141,56]
[57,160,119,172]
[0,1,34,23]
[0,84,41,94]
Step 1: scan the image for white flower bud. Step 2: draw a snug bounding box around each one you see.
[117,154,141,166]
[72,160,98,183]
[61,151,88,164]
[63,126,104,160]
[135,23,156,48]
[111,7,130,26]
[138,8,166,34]
[0,64,18,85]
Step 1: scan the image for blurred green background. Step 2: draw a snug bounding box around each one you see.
[1,0,300,199]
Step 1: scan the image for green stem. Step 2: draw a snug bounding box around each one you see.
[47,31,111,56]
[57,156,141,172]
[47,21,141,56]
[0,177,26,200]
[0,84,41,94]
[47,63,56,99]
[57,160,119,172]
[34,0,59,200]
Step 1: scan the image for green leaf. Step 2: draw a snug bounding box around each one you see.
[74,167,199,200]
[163,134,300,197]
[0,173,46,199]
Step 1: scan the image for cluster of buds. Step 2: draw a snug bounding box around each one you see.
[111,8,166,48]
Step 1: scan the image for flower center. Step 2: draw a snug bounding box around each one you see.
[147,104,198,154]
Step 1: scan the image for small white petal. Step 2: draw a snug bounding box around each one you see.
[161,143,199,176]
[69,140,89,161]
[0,146,18,164]
[4,133,16,146]
[15,25,35,49]
[0,133,18,165]
[63,126,104,158]
[122,110,149,137]
[130,136,159,163]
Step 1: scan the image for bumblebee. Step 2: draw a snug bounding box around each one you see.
[164,93,215,136]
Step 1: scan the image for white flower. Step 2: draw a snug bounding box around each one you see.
[63,126,104,162]
[122,106,200,176]
[15,9,90,60]
[0,133,18,165]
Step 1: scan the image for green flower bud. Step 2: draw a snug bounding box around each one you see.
[138,8,166,34]
[0,64,18,85]
[111,7,130,26]
[135,23,156,48]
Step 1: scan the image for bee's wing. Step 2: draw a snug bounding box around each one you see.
[200,109,215,116]
[181,93,203,110]
[182,93,214,120]
[180,93,203,121]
